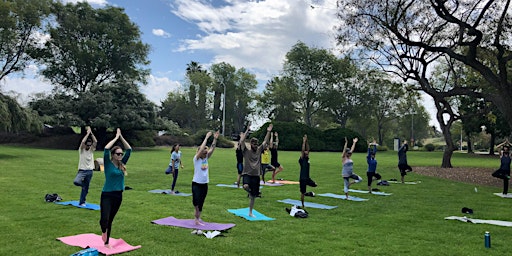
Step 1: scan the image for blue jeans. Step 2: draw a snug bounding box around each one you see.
[74,169,93,204]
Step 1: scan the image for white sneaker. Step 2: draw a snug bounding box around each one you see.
[79,203,86,207]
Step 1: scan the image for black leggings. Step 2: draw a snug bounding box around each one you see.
[192,182,208,212]
[100,191,123,244]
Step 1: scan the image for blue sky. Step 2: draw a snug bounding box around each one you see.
[0,0,437,128]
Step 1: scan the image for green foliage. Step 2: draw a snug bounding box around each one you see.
[190,129,234,148]
[425,143,435,151]
[128,130,156,147]
[35,1,150,92]
[0,93,42,133]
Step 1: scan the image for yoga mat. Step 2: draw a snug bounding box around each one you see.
[445,216,512,227]
[388,180,421,185]
[216,184,263,189]
[317,193,369,201]
[227,207,275,221]
[148,189,191,196]
[493,193,512,198]
[269,180,300,185]
[277,199,337,209]
[151,216,235,230]
[348,189,392,196]
[54,201,100,210]
[57,233,141,256]
[260,181,283,186]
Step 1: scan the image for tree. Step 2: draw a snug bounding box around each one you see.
[258,76,300,122]
[232,68,257,133]
[337,0,512,166]
[35,1,150,93]
[283,41,344,127]
[0,0,51,82]
[0,93,42,133]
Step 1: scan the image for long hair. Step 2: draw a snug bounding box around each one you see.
[171,143,179,153]
[110,146,127,176]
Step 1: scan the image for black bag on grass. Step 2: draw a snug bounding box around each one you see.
[45,193,62,202]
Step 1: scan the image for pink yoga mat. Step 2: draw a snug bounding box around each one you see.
[152,216,235,230]
[57,233,141,256]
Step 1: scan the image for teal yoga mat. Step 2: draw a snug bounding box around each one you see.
[277,199,337,209]
[54,201,100,210]
[348,189,392,196]
[316,193,369,201]
[227,207,275,221]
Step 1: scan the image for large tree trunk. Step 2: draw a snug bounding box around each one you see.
[466,133,474,154]
[488,132,496,155]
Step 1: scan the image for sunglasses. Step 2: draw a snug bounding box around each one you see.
[114,152,123,156]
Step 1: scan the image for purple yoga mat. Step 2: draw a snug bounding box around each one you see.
[151,216,235,231]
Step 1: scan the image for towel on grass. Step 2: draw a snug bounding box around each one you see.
[57,233,141,256]
[260,181,283,186]
[493,193,512,198]
[54,201,100,210]
[151,216,235,230]
[388,180,421,185]
[348,189,392,196]
[277,199,337,209]
[316,193,369,201]
[227,208,275,221]
[268,180,300,185]
[445,216,512,227]
[148,189,191,196]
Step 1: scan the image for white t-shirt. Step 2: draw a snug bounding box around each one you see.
[78,147,95,170]
[192,155,209,184]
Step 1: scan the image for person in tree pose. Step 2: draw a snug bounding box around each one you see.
[74,126,97,206]
[100,128,132,249]
[398,140,413,183]
[192,131,219,225]
[240,124,273,217]
[492,139,511,195]
[299,134,317,209]
[269,132,284,183]
[366,139,382,193]
[165,144,184,194]
[342,137,362,199]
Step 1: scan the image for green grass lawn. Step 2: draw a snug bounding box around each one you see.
[0,145,510,255]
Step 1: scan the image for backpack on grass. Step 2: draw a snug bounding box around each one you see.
[45,193,62,202]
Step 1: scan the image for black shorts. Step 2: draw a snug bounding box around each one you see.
[261,164,275,174]
[367,172,381,186]
[243,175,260,197]
[299,178,317,194]
[191,182,208,211]
[398,164,412,176]
[271,161,281,168]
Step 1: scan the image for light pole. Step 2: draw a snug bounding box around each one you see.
[222,81,226,136]
[411,111,416,146]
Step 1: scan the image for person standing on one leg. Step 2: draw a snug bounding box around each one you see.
[270,132,284,183]
[100,128,132,249]
[74,126,97,206]
[366,139,381,193]
[299,134,317,209]
[492,140,511,195]
[165,144,184,194]
[342,137,362,199]
[192,131,218,225]
[398,140,412,183]
[240,123,273,218]
[235,124,250,188]
[260,144,275,183]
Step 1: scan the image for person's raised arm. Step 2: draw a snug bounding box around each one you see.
[118,129,131,150]
[195,131,212,159]
[105,128,121,150]
[342,137,348,158]
[270,131,274,149]
[80,127,91,149]
[207,131,219,158]
[89,127,98,150]
[262,124,273,147]
[301,135,309,158]
[239,122,250,150]
[350,137,358,153]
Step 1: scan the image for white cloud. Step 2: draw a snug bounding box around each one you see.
[141,75,182,106]
[171,0,340,81]
[0,76,54,106]
[152,28,171,38]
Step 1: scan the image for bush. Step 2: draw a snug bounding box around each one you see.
[190,129,234,148]
[154,134,194,147]
[424,143,435,151]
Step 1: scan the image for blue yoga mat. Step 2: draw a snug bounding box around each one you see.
[227,207,275,221]
[317,193,369,201]
[277,199,337,209]
[148,189,191,196]
[348,189,392,196]
[55,201,100,210]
